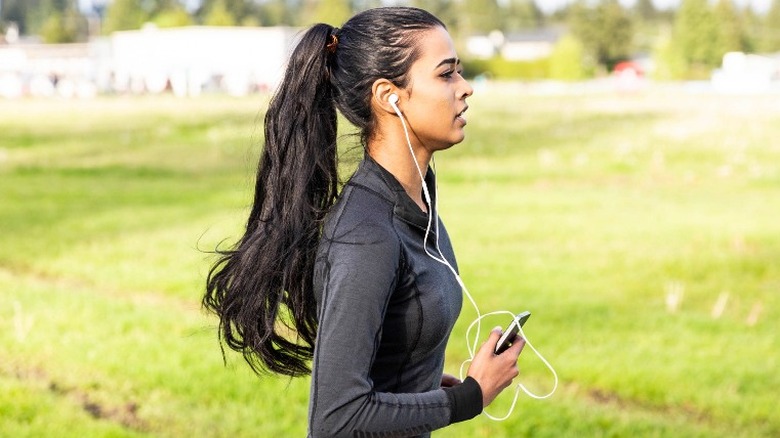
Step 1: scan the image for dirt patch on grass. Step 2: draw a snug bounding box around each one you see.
[586,386,714,425]
[2,360,149,433]
[49,381,147,431]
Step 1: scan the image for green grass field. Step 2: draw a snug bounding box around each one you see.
[1,85,778,437]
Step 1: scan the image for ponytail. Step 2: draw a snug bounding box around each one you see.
[204,7,445,378]
[204,23,339,377]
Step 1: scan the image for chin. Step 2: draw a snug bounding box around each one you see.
[430,132,465,151]
[436,140,460,152]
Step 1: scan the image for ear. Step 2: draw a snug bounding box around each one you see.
[371,78,402,115]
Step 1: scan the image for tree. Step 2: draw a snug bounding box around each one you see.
[152,3,193,28]
[257,0,296,26]
[306,0,351,26]
[673,0,720,70]
[6,0,87,42]
[103,0,147,33]
[459,0,503,34]
[40,11,71,43]
[0,0,27,33]
[0,0,73,36]
[549,34,586,81]
[652,31,686,80]
[760,0,780,52]
[353,0,383,14]
[147,0,182,17]
[632,0,663,53]
[199,0,252,24]
[737,5,760,53]
[569,0,633,71]
[633,0,657,22]
[39,4,87,43]
[204,0,236,26]
[410,0,458,30]
[713,0,745,56]
[599,0,633,67]
[504,0,543,32]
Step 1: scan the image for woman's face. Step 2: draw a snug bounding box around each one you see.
[399,26,473,152]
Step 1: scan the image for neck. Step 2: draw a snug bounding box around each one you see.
[368,136,431,213]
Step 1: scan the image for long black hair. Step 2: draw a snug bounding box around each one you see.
[203,7,445,377]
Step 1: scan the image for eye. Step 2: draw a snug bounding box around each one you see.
[440,70,454,79]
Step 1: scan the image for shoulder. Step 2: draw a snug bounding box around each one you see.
[321,181,400,258]
[315,182,404,306]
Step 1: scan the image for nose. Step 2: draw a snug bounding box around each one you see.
[459,76,474,99]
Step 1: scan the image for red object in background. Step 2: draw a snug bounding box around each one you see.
[613,61,644,77]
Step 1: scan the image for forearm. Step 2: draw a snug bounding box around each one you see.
[309,376,482,437]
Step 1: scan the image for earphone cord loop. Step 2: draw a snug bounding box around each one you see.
[462,312,559,420]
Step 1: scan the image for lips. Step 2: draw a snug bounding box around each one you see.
[456,105,468,123]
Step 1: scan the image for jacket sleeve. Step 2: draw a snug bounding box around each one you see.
[308,219,481,437]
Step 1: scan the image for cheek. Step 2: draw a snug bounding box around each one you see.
[406,82,451,124]
[418,89,450,116]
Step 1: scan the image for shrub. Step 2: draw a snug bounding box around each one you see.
[549,34,587,81]
[462,56,550,80]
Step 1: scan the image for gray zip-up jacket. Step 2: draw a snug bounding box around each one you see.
[308,157,483,437]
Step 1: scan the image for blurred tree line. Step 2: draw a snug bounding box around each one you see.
[2,0,780,79]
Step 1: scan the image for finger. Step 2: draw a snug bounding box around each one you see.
[483,326,504,353]
[441,374,462,387]
[487,326,503,344]
[508,336,527,355]
[475,327,502,359]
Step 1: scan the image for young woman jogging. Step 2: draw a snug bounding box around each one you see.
[204,7,525,437]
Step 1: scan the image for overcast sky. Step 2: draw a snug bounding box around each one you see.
[72,0,773,16]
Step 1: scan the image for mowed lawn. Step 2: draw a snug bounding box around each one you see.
[1,85,778,437]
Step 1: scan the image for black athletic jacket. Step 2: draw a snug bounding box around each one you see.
[308,156,483,437]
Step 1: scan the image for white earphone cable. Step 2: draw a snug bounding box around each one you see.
[389,98,557,419]
[392,99,484,352]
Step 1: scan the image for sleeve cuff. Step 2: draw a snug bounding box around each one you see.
[443,376,483,424]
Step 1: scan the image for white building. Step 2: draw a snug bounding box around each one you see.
[0,24,300,98]
[111,25,299,97]
[711,52,780,94]
[500,29,561,61]
[0,42,99,98]
[465,28,561,62]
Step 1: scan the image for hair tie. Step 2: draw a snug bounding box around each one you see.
[326,30,339,54]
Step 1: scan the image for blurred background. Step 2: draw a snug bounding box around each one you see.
[1,0,780,96]
[1,1,779,437]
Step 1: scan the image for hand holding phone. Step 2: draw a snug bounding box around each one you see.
[494,311,531,354]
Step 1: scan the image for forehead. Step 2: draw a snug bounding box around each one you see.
[413,26,457,67]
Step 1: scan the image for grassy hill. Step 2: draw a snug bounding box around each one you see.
[1,85,778,437]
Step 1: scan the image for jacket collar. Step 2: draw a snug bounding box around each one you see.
[351,155,438,232]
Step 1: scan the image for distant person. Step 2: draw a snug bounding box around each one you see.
[203,7,524,437]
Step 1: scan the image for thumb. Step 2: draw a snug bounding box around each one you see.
[487,326,503,346]
[476,327,503,359]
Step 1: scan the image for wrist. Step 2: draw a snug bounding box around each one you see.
[443,376,483,423]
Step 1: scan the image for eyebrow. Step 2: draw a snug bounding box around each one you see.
[435,57,460,69]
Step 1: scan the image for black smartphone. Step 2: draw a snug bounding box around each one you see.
[494,311,531,354]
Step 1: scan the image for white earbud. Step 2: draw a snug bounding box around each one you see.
[388,93,399,105]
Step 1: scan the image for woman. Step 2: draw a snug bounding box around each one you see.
[204,7,524,437]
